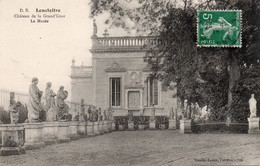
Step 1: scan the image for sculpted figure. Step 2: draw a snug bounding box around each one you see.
[169,107,174,120]
[98,108,102,121]
[28,77,43,122]
[150,105,155,121]
[128,111,133,121]
[249,94,257,118]
[56,86,69,121]
[103,110,107,121]
[79,99,86,122]
[45,82,57,122]
[88,106,92,121]
[9,92,19,124]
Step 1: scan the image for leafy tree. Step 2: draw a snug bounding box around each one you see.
[90,0,260,122]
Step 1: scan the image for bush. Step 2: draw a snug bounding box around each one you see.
[0,107,10,124]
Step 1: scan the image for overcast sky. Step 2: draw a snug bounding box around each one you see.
[0,0,131,100]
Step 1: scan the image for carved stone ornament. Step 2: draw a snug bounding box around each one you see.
[105,61,126,72]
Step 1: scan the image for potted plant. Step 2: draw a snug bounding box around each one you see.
[156,116,169,129]
[136,116,149,130]
[115,116,128,130]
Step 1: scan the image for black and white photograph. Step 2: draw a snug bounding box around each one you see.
[0,0,259,165]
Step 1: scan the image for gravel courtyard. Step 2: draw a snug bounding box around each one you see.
[1,130,260,166]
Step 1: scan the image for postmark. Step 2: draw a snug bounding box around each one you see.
[197,10,242,47]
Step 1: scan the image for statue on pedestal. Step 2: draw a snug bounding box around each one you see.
[103,110,107,120]
[28,77,43,122]
[169,107,174,120]
[9,92,19,124]
[150,105,155,121]
[45,82,57,122]
[98,108,102,121]
[249,94,257,118]
[79,99,86,122]
[56,86,69,121]
[128,111,133,121]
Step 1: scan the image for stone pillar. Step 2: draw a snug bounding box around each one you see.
[99,121,104,135]
[128,121,134,130]
[56,122,71,143]
[42,122,59,145]
[87,121,94,136]
[103,121,109,133]
[248,117,260,134]
[94,121,100,135]
[0,124,25,156]
[180,119,192,134]
[169,119,177,130]
[24,123,45,150]
[78,121,87,137]
[69,121,79,140]
[149,120,156,130]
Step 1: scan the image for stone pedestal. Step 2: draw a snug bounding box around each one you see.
[94,121,100,135]
[149,120,156,130]
[57,122,71,143]
[43,122,59,145]
[248,117,260,134]
[78,121,87,137]
[180,119,192,134]
[0,124,25,156]
[169,119,177,130]
[138,124,145,130]
[112,121,116,131]
[118,124,124,131]
[99,121,104,134]
[24,123,45,150]
[103,121,109,133]
[128,121,134,130]
[69,121,79,140]
[108,120,113,132]
[87,122,94,136]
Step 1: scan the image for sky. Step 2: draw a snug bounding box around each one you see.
[0,0,130,100]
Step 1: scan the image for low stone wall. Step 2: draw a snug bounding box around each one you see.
[0,120,114,156]
[192,123,248,134]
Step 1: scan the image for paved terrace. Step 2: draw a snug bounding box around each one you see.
[1,130,260,166]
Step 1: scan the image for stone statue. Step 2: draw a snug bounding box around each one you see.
[93,19,97,36]
[79,99,86,122]
[249,94,257,118]
[56,86,69,121]
[28,77,43,122]
[150,105,155,121]
[45,82,57,122]
[9,92,19,124]
[169,107,174,120]
[128,111,133,121]
[103,110,107,120]
[98,108,102,121]
[88,106,92,121]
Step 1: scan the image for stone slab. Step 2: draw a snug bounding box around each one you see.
[248,117,260,134]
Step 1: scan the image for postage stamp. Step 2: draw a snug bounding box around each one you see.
[197,10,242,47]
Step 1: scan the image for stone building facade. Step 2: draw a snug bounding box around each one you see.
[70,22,177,116]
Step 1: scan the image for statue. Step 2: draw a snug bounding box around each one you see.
[150,105,155,121]
[93,19,97,36]
[128,111,133,121]
[9,92,19,124]
[45,82,57,122]
[169,107,174,120]
[56,86,69,121]
[183,99,191,119]
[88,106,92,121]
[98,108,102,121]
[79,99,86,122]
[103,110,107,120]
[249,94,257,118]
[28,77,43,122]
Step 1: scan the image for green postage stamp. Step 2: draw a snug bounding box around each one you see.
[197,10,242,47]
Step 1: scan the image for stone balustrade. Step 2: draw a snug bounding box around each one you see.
[0,119,114,156]
[91,36,170,52]
[70,66,92,78]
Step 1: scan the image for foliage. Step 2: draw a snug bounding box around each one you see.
[90,0,260,123]
[114,116,128,125]
[155,116,169,124]
[0,107,10,124]
[133,116,149,125]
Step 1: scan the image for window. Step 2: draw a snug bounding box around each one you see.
[110,78,121,106]
[148,77,158,106]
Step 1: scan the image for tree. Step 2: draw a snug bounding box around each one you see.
[90,0,260,122]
